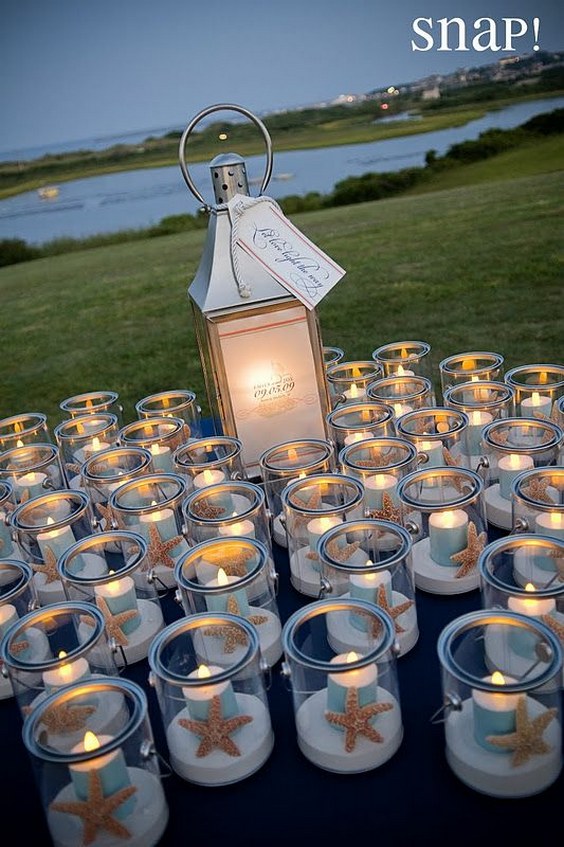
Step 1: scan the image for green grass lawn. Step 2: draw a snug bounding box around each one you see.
[0,167,562,429]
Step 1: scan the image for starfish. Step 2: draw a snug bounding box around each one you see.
[202,594,267,654]
[491,428,509,446]
[486,696,557,767]
[203,543,256,577]
[324,536,361,563]
[289,486,324,532]
[178,694,253,758]
[93,595,139,648]
[540,613,564,642]
[521,476,555,504]
[450,521,487,579]
[374,583,414,634]
[412,417,432,435]
[96,500,118,530]
[146,522,184,570]
[66,461,83,478]
[325,686,393,753]
[50,768,137,846]
[548,549,564,582]
[369,491,401,523]
[9,638,29,656]
[191,498,226,519]
[39,701,97,736]
[33,545,61,584]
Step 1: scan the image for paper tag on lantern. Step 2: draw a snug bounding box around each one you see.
[228,194,346,309]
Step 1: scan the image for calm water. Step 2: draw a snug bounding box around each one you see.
[1,97,562,245]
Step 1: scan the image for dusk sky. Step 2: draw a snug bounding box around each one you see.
[1,0,563,151]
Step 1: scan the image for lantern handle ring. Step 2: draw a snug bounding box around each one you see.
[178,103,273,208]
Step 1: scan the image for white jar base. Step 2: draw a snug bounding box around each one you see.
[193,608,282,668]
[273,513,288,548]
[412,537,480,594]
[445,697,561,797]
[289,548,322,597]
[47,766,169,847]
[326,592,418,656]
[484,484,513,530]
[167,692,273,786]
[296,687,402,773]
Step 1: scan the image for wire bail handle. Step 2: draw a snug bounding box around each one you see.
[178,103,274,209]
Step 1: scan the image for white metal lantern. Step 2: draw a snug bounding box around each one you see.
[179,104,331,477]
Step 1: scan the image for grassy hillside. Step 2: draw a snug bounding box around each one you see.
[0,169,561,428]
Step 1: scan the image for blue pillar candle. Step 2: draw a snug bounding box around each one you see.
[507,586,556,658]
[472,672,520,752]
[148,443,173,473]
[205,568,250,617]
[349,566,392,632]
[306,515,341,572]
[94,574,140,636]
[14,471,47,502]
[182,663,239,721]
[42,652,91,696]
[498,453,534,500]
[363,474,397,512]
[534,512,564,570]
[70,732,136,820]
[465,411,493,456]
[193,469,234,513]
[326,651,378,714]
[428,509,469,567]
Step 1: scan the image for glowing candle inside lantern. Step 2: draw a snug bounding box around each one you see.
[472,672,519,752]
[363,473,397,511]
[344,430,371,447]
[466,410,493,456]
[42,650,91,694]
[37,516,76,565]
[507,582,556,617]
[350,560,392,604]
[94,570,139,635]
[418,439,443,469]
[149,442,173,473]
[393,402,413,419]
[306,514,341,555]
[344,382,364,402]
[327,650,378,712]
[429,509,468,567]
[218,511,255,539]
[205,566,250,616]
[498,453,534,500]
[396,364,414,377]
[520,391,552,419]
[535,511,564,541]
[14,470,47,501]
[193,468,226,489]
[70,731,136,819]
[182,663,238,720]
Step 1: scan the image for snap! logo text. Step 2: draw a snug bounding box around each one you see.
[411,16,541,52]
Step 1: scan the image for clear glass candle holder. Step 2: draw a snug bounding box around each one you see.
[396,407,470,471]
[148,614,274,786]
[280,473,365,598]
[436,610,562,798]
[480,418,563,531]
[54,414,120,488]
[326,401,396,452]
[443,380,516,465]
[325,360,382,407]
[118,416,188,474]
[512,466,564,543]
[439,351,505,400]
[135,389,202,439]
[0,601,119,720]
[396,466,487,595]
[339,436,419,524]
[22,677,169,847]
[182,480,272,554]
[58,531,165,667]
[258,438,335,549]
[0,412,51,453]
[555,396,564,430]
[59,391,124,426]
[109,473,189,591]
[175,536,282,667]
[366,374,435,419]
[317,519,418,656]
[81,445,154,532]
[0,443,65,505]
[0,559,34,700]
[504,364,564,422]
[173,436,246,493]
[371,340,432,380]
[0,480,16,557]
[323,346,345,369]
[11,490,96,607]
[281,598,403,773]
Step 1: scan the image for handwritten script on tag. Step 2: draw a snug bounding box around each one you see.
[229,195,346,309]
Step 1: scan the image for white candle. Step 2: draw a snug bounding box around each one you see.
[0,604,18,639]
[193,468,226,489]
[75,437,110,465]
[535,511,564,541]
[182,663,238,721]
[343,382,365,402]
[396,364,415,377]
[14,471,47,501]
[149,442,173,473]
[428,509,469,567]
[507,582,556,617]
[466,410,493,456]
[218,517,255,538]
[37,517,76,564]
[417,439,443,468]
[42,650,90,693]
[498,453,534,500]
[344,431,372,447]
[327,650,378,712]
[392,402,413,418]
[363,473,397,511]
[521,391,552,419]
[306,515,341,552]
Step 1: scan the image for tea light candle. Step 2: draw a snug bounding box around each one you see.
[193,468,226,489]
[75,436,110,466]
[14,471,47,502]
[327,651,378,713]
[392,402,413,418]
[306,515,341,554]
[521,391,552,419]
[70,731,136,820]
[139,504,179,542]
[466,410,493,456]
[428,509,469,567]
[417,439,443,468]
[344,431,372,447]
[149,442,173,473]
[498,453,534,500]
[343,382,365,402]
[94,571,140,636]
[507,582,556,617]
[204,567,250,616]
[535,511,564,541]
[182,663,238,721]
[363,473,396,511]
[42,650,91,695]
[218,516,255,539]
[472,672,520,752]
[396,364,415,377]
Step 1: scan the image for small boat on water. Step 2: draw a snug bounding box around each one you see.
[37,185,59,199]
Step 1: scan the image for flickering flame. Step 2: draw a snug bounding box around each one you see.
[524,582,537,593]
[15,421,23,434]
[58,650,67,659]
[374,474,387,487]
[462,359,475,371]
[491,671,506,687]
[363,559,377,582]
[349,382,359,399]
[203,469,215,485]
[76,420,85,435]
[351,366,362,379]
[197,664,211,679]
[46,516,55,526]
[85,398,93,410]
[393,403,404,417]
[106,569,121,595]
[346,651,359,664]
[150,443,161,456]
[91,436,101,452]
[16,439,24,448]
[298,472,307,479]
[217,568,229,586]
[539,371,548,384]
[397,365,406,377]
[508,453,521,469]
[288,447,298,463]
[83,731,100,752]
[441,510,457,528]
[400,348,408,360]
[471,375,479,383]
[58,651,73,680]
[531,392,542,407]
